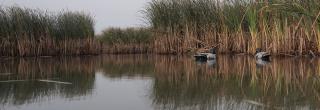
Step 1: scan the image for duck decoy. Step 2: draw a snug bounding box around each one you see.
[255,48,271,61]
[194,48,216,61]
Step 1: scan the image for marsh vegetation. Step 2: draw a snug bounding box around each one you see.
[1,1,320,110]
[0,6,101,56]
[144,0,320,55]
[5,0,320,56]
[99,28,152,54]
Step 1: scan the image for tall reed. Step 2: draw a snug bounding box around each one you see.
[98,27,152,54]
[144,0,320,55]
[0,6,101,56]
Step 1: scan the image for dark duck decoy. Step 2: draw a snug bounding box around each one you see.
[255,48,271,61]
[194,48,216,61]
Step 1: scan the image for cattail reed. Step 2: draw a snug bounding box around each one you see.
[0,6,101,57]
[144,0,320,55]
[98,27,152,54]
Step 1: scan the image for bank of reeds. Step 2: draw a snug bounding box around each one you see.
[145,0,320,55]
[99,28,153,54]
[0,6,101,56]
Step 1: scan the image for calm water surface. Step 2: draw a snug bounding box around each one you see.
[0,55,319,110]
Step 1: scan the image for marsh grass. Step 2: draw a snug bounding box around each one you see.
[145,0,320,55]
[99,27,153,54]
[0,6,100,56]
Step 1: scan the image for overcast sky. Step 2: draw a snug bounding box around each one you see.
[1,0,151,34]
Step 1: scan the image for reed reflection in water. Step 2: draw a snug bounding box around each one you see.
[152,55,320,110]
[0,55,319,110]
[0,57,98,107]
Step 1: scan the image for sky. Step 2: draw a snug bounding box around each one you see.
[1,0,151,34]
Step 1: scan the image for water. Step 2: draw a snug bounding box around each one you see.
[0,55,319,110]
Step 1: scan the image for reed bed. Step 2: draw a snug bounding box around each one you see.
[99,28,153,54]
[0,6,101,56]
[145,0,320,55]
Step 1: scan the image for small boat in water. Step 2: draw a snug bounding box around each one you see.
[194,48,216,61]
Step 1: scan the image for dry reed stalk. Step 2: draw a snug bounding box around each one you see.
[143,0,320,55]
[0,6,101,57]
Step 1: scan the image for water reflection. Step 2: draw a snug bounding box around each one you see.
[99,55,154,78]
[255,59,270,68]
[0,57,97,107]
[152,55,320,110]
[0,55,319,110]
[196,59,216,67]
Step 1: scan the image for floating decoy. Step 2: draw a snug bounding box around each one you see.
[194,48,216,61]
[255,48,271,61]
[308,50,316,58]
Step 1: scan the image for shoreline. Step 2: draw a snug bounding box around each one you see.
[0,53,316,59]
